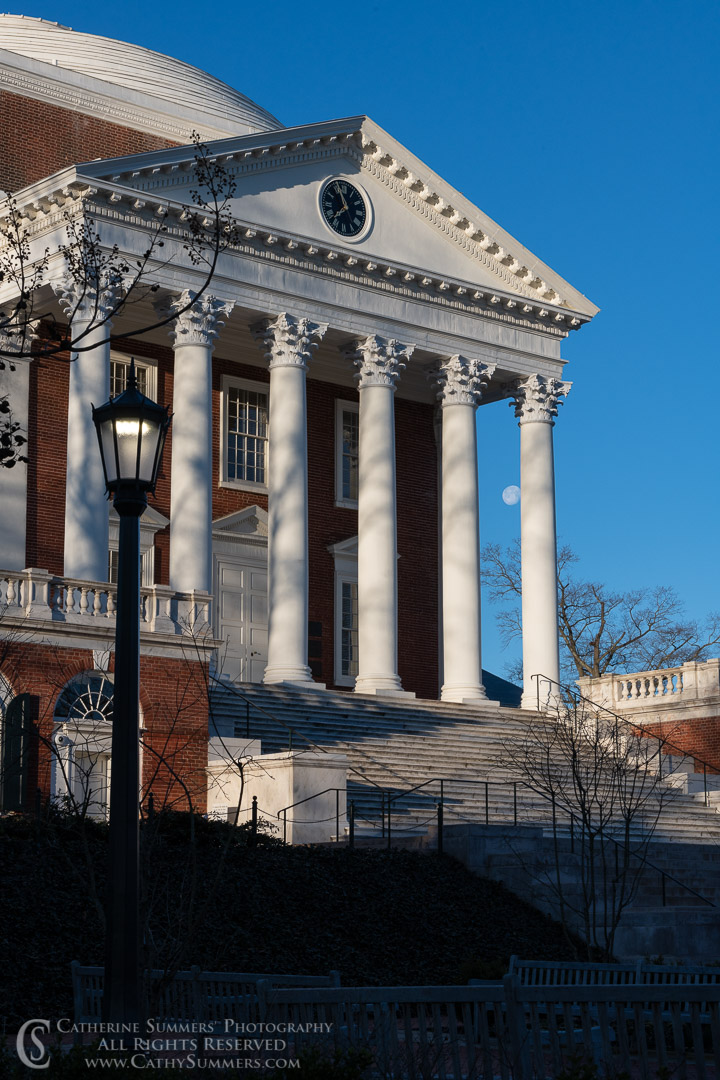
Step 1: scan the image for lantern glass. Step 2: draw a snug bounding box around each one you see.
[93,361,170,497]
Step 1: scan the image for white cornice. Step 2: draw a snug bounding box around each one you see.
[70,116,598,318]
[1,179,588,339]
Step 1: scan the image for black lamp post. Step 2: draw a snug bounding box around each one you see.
[93,361,170,1024]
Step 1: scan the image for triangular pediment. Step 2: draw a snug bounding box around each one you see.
[212,506,268,538]
[328,535,358,558]
[73,117,597,317]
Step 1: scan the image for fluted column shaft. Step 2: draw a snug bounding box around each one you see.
[511,374,571,709]
[432,355,495,703]
[254,314,327,685]
[164,292,233,594]
[348,336,414,697]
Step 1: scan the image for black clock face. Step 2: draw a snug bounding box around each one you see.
[320,179,367,238]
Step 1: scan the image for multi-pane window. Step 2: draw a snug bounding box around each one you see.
[108,547,153,586]
[110,357,148,397]
[341,408,359,501]
[226,385,268,485]
[335,401,359,505]
[340,581,359,679]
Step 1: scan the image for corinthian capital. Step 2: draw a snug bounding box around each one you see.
[509,373,571,425]
[252,312,327,370]
[53,272,124,325]
[0,309,39,367]
[158,290,234,348]
[344,335,414,390]
[430,355,496,408]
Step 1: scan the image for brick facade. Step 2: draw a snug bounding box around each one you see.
[0,90,177,194]
[640,718,720,774]
[0,641,209,812]
[25,338,440,699]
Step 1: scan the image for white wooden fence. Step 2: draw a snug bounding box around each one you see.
[257,976,720,1080]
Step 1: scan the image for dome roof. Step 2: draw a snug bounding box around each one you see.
[0,14,281,136]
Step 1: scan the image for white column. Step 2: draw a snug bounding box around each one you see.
[253,313,327,686]
[510,374,571,709]
[432,355,496,703]
[0,314,37,570]
[163,291,233,594]
[55,281,119,581]
[346,335,414,697]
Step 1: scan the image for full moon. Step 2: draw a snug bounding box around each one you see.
[502,485,521,506]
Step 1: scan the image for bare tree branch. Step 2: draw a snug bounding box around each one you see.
[483,540,720,680]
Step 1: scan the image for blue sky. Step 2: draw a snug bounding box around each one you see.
[15,0,720,674]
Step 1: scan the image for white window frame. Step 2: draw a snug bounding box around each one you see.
[110,352,157,400]
[329,536,358,687]
[108,505,169,587]
[335,399,359,508]
[220,375,270,493]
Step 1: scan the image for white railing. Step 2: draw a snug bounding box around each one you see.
[0,567,211,636]
[578,658,720,711]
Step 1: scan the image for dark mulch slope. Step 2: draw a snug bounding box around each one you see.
[0,813,577,1028]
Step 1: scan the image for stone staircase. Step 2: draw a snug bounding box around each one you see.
[208,681,720,845]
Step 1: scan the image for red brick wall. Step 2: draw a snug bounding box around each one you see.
[640,717,720,773]
[25,339,440,699]
[0,641,209,812]
[26,352,70,574]
[210,354,440,698]
[0,90,178,193]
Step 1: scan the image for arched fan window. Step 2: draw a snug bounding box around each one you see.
[53,673,114,818]
[55,673,114,725]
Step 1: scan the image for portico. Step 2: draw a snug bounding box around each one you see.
[1,111,595,707]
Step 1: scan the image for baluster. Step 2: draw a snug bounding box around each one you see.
[66,587,76,616]
[679,671,684,693]
[107,591,116,617]
[6,578,16,607]
[93,589,103,616]
[79,587,89,616]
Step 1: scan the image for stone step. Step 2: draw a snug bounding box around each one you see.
[210,682,720,847]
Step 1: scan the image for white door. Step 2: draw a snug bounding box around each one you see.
[214,555,268,683]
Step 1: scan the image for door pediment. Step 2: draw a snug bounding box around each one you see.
[212,506,268,544]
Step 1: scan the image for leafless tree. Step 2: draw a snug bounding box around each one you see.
[483,540,720,681]
[504,698,678,959]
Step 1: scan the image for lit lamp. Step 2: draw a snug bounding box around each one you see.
[92,361,170,1024]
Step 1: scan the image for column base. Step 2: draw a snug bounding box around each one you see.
[354,673,415,699]
[264,664,324,689]
[441,683,490,704]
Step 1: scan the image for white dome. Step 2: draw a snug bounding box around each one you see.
[0,14,281,136]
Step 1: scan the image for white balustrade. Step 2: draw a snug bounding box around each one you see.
[579,658,720,712]
[0,568,211,639]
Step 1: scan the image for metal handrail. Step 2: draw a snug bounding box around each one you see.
[384,773,715,909]
[209,674,391,797]
[210,676,713,908]
[531,672,720,805]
